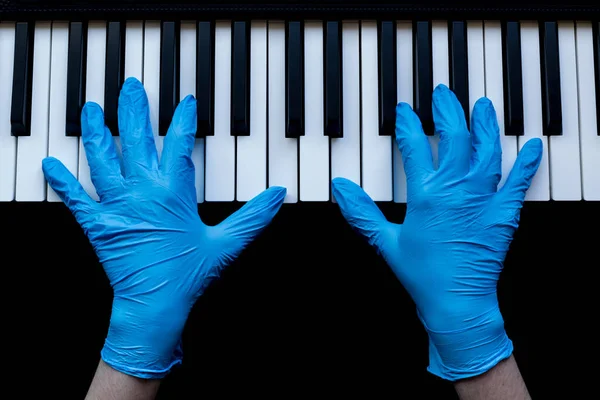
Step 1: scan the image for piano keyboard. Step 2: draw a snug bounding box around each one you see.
[0,20,599,203]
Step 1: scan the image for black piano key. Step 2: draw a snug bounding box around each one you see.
[196,21,214,137]
[231,21,250,136]
[502,21,524,136]
[286,20,304,138]
[593,22,600,136]
[10,22,34,137]
[159,21,180,136]
[449,21,469,127]
[324,21,343,138]
[414,21,434,135]
[378,20,396,136]
[104,21,125,136]
[65,21,87,137]
[539,21,562,136]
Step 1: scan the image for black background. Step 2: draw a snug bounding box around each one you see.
[4,200,597,398]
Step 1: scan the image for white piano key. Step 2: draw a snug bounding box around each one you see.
[268,22,298,203]
[0,22,16,202]
[575,22,600,201]
[78,21,106,201]
[47,22,78,202]
[393,21,412,203]
[143,21,162,162]
[179,21,205,203]
[237,21,267,201]
[467,21,485,113]
[519,21,550,201]
[484,21,517,189]
[118,20,144,168]
[301,21,330,201]
[430,20,449,170]
[125,21,144,80]
[15,22,51,202]
[331,21,360,191]
[549,22,582,200]
[205,21,235,201]
[360,21,393,201]
[432,21,450,85]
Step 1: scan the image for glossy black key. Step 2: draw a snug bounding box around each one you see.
[196,21,214,137]
[539,21,562,136]
[324,21,342,138]
[159,21,180,136]
[231,21,250,136]
[104,21,125,136]
[65,21,87,137]
[593,22,600,136]
[10,22,34,136]
[378,20,396,136]
[502,21,524,136]
[449,21,469,126]
[286,20,304,138]
[414,21,434,135]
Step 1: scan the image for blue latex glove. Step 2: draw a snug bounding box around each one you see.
[332,84,542,381]
[42,77,286,379]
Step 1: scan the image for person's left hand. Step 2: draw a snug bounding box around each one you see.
[42,77,286,379]
[331,84,542,380]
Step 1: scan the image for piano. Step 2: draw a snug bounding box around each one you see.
[1,1,598,398]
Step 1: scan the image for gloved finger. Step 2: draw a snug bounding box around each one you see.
[160,95,197,177]
[468,97,501,190]
[495,138,543,206]
[211,186,287,264]
[331,177,396,252]
[42,157,97,221]
[81,102,124,199]
[433,84,471,179]
[395,102,434,184]
[118,77,159,177]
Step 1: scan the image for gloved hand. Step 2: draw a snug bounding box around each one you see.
[332,84,542,381]
[42,77,286,379]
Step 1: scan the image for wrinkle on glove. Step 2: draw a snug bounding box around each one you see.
[42,77,286,379]
[332,84,542,381]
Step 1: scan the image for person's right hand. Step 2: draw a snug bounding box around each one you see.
[332,84,542,381]
[42,77,286,379]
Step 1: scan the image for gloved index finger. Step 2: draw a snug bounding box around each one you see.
[81,102,124,199]
[160,95,197,177]
[395,102,435,184]
[118,77,159,177]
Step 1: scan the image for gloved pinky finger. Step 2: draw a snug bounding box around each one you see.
[42,157,97,219]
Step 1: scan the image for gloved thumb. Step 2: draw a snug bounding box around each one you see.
[43,157,97,223]
[213,186,287,264]
[495,138,543,207]
[332,177,395,252]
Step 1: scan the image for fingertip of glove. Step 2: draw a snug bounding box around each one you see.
[42,156,58,171]
[82,101,102,115]
[268,185,287,196]
[123,76,143,89]
[474,96,492,108]
[525,137,543,151]
[434,83,450,94]
[331,177,359,197]
[120,77,146,102]
[520,138,543,167]
[181,94,196,105]
[396,102,412,113]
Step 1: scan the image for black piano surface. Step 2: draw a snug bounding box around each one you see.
[3,200,599,398]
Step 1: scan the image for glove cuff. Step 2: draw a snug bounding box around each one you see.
[419,306,514,381]
[101,339,183,379]
[100,299,189,379]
